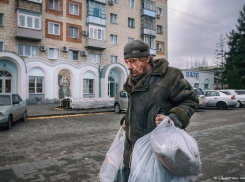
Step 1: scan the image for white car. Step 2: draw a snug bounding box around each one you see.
[203,90,237,110]
[219,90,245,108]
[0,93,27,130]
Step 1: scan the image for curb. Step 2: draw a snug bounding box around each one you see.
[26,109,115,118]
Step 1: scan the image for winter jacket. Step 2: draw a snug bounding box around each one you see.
[120,58,199,168]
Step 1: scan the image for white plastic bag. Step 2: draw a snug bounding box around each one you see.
[128,132,188,182]
[150,117,201,181]
[99,127,125,182]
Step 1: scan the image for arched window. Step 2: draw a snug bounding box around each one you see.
[204,79,209,89]
[194,78,200,88]
[0,70,12,93]
[29,68,45,93]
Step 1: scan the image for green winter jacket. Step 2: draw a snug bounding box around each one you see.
[120,58,199,168]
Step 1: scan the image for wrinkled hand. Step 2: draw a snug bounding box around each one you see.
[155,114,170,126]
[122,120,126,131]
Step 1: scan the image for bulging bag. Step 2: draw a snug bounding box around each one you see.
[128,132,188,182]
[99,127,125,182]
[150,117,201,181]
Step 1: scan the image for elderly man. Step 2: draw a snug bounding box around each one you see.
[119,40,199,181]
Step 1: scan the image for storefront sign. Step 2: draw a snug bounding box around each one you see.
[186,72,199,78]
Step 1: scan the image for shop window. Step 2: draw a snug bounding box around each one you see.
[83,79,94,94]
[29,76,43,93]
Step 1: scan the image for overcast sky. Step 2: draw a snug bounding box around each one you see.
[168,0,245,69]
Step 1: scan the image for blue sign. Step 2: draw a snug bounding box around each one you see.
[186,72,199,78]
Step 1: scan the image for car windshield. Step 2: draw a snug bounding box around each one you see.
[0,95,11,106]
[194,88,204,95]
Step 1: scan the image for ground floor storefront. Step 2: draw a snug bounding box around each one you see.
[0,52,128,104]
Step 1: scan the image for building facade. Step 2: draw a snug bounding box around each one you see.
[181,69,214,90]
[0,0,167,103]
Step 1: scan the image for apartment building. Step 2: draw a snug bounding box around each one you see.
[0,0,167,103]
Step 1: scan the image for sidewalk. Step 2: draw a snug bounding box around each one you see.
[27,103,115,117]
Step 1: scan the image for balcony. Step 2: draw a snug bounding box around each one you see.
[87,16,106,26]
[141,9,156,18]
[86,39,106,49]
[16,27,42,41]
[141,28,156,36]
[150,49,156,56]
[93,0,105,3]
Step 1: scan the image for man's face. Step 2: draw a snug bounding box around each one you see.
[125,57,149,80]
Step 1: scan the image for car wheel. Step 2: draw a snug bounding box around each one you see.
[21,111,27,122]
[114,103,121,114]
[6,116,12,130]
[217,102,227,110]
[236,101,242,108]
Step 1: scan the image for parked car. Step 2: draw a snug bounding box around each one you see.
[203,90,237,110]
[0,93,27,130]
[219,89,245,108]
[193,87,206,108]
[114,90,128,113]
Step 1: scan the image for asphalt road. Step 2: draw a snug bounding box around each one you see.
[0,107,245,182]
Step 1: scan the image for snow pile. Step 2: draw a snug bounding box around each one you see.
[60,97,114,109]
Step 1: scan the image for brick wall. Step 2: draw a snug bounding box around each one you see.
[66,23,82,43]
[45,0,63,16]
[45,19,63,40]
[66,0,82,20]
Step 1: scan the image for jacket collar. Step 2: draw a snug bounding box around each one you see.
[123,58,169,95]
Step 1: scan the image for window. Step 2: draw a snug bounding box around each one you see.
[49,0,59,11]
[0,42,3,51]
[29,76,43,93]
[142,36,155,49]
[27,0,42,3]
[48,48,59,59]
[83,79,94,94]
[157,25,163,34]
[113,0,118,3]
[110,13,118,24]
[18,10,41,30]
[88,53,101,63]
[141,16,155,30]
[128,37,134,42]
[110,34,118,44]
[194,83,199,88]
[69,27,79,39]
[128,18,135,28]
[69,50,79,61]
[110,55,118,63]
[18,44,38,57]
[204,84,209,89]
[48,22,60,35]
[89,25,105,40]
[157,43,163,52]
[157,7,163,16]
[0,14,3,26]
[69,3,79,15]
[128,0,135,8]
[142,0,156,11]
[87,1,106,19]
